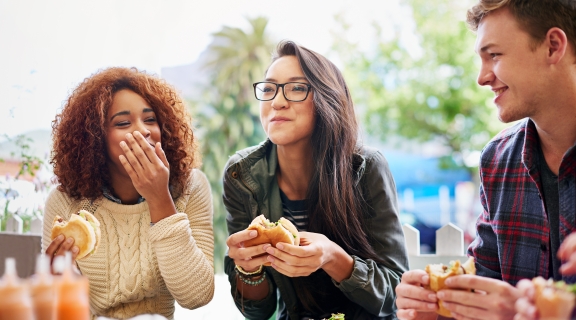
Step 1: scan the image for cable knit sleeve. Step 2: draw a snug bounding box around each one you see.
[148,169,215,310]
[42,188,74,253]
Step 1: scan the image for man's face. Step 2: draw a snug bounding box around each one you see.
[475,7,548,123]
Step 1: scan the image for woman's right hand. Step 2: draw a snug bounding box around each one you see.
[45,234,79,267]
[226,229,270,272]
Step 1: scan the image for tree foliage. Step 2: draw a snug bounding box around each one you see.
[190,17,273,272]
[333,0,505,171]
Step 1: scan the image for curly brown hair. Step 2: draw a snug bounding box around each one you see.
[51,67,199,200]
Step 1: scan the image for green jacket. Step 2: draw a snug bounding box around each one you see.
[223,140,408,320]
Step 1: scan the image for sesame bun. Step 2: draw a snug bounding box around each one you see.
[51,210,101,260]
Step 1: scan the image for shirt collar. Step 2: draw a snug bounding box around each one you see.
[522,118,540,173]
[102,187,145,204]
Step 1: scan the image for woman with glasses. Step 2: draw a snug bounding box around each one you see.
[223,40,408,320]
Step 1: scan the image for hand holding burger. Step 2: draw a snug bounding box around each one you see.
[516,277,576,320]
[425,257,476,317]
[48,210,101,261]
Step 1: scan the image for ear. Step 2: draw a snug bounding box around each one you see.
[545,27,568,64]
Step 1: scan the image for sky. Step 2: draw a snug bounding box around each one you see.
[0,0,421,139]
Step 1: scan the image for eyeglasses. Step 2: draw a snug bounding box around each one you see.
[253,82,312,102]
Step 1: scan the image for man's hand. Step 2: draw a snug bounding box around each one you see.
[395,269,439,320]
[558,232,576,275]
[513,279,538,320]
[438,274,520,320]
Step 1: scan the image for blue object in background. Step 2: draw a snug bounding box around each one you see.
[384,150,472,253]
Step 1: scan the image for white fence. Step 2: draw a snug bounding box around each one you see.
[3,213,43,235]
[402,222,468,270]
[0,215,43,277]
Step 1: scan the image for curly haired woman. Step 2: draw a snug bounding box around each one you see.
[43,67,214,319]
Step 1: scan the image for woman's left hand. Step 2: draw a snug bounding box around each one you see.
[119,131,170,201]
[265,231,354,281]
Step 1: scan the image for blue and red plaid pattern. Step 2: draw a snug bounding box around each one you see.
[468,118,576,285]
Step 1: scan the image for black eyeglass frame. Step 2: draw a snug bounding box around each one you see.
[252,81,312,102]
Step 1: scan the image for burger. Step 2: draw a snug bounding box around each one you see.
[243,215,300,265]
[425,257,476,317]
[532,276,576,320]
[51,210,101,260]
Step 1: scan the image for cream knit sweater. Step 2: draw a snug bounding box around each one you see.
[42,169,215,320]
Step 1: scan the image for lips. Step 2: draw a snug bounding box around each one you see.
[271,116,290,122]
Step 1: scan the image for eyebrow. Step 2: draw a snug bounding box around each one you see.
[110,108,154,121]
[264,76,308,82]
[478,43,495,53]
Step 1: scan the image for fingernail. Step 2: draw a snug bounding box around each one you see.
[266,247,274,254]
[249,231,257,237]
[72,246,79,253]
[67,238,74,243]
[428,294,436,300]
[427,303,437,309]
[120,141,126,147]
[422,275,429,283]
[262,244,270,250]
[444,278,452,285]
[57,235,64,241]
[276,243,284,250]
[267,256,274,263]
[437,292,445,299]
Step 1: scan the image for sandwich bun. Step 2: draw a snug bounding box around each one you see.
[243,215,300,266]
[532,277,575,320]
[425,257,476,317]
[51,210,101,260]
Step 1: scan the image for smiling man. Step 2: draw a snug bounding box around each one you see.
[395,1,576,319]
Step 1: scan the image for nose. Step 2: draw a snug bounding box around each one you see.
[271,86,287,110]
[134,121,151,138]
[476,61,494,87]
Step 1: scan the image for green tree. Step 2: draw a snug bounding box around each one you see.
[190,17,273,272]
[332,0,505,172]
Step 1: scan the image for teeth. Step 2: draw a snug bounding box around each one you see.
[494,88,506,95]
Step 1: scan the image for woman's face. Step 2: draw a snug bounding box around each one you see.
[105,89,162,178]
[259,55,316,148]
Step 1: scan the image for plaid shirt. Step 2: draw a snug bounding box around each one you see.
[468,118,576,285]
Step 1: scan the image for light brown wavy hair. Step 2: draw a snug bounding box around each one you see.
[51,67,198,201]
[467,0,576,52]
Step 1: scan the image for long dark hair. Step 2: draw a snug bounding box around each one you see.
[271,40,386,314]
